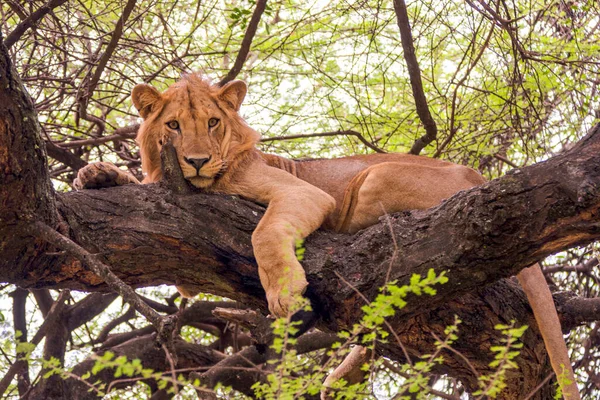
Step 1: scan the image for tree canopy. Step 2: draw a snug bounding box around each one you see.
[1,0,600,398]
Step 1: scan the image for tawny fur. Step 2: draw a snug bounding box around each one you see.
[74,74,579,399]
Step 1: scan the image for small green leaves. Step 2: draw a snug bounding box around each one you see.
[473,321,528,398]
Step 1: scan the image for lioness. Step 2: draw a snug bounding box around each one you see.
[74,74,578,399]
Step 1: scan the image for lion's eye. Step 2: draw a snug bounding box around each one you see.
[208,118,219,128]
[166,120,180,130]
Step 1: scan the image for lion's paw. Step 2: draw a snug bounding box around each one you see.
[73,162,138,190]
[265,275,309,318]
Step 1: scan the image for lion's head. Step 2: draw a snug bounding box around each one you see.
[131,74,260,188]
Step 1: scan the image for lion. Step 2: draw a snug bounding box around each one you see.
[73,74,579,399]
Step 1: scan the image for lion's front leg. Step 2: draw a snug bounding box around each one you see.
[240,164,336,317]
[252,221,311,317]
[73,162,140,190]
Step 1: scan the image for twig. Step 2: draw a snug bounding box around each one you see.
[219,0,268,86]
[333,270,413,366]
[544,257,599,274]
[383,359,460,400]
[58,124,140,148]
[261,130,386,153]
[4,0,68,49]
[28,222,176,345]
[162,343,179,395]
[430,332,480,380]
[0,291,69,398]
[392,0,438,155]
[493,153,520,168]
[76,0,137,134]
[522,372,555,400]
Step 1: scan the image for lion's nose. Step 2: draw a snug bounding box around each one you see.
[184,157,210,173]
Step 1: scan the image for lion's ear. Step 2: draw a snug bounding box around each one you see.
[132,84,161,119]
[218,80,247,111]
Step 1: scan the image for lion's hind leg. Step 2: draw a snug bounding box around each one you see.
[336,162,481,234]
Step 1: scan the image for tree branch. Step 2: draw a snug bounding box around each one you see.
[67,292,118,331]
[45,140,88,171]
[3,0,68,49]
[392,0,438,155]
[57,124,140,148]
[261,130,386,153]
[10,288,30,396]
[0,291,69,397]
[76,0,137,134]
[219,0,267,86]
[0,31,57,225]
[14,124,595,325]
[27,221,176,346]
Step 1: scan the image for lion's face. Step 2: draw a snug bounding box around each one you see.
[131,75,258,188]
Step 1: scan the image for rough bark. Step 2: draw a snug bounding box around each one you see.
[0,33,57,265]
[5,125,596,324]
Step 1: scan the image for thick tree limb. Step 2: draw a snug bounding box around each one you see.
[3,124,597,396]
[9,125,596,325]
[392,0,438,155]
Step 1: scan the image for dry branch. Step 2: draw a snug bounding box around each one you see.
[76,0,137,134]
[261,130,386,153]
[392,0,438,155]
[219,0,268,86]
[3,0,68,49]
[57,124,140,148]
